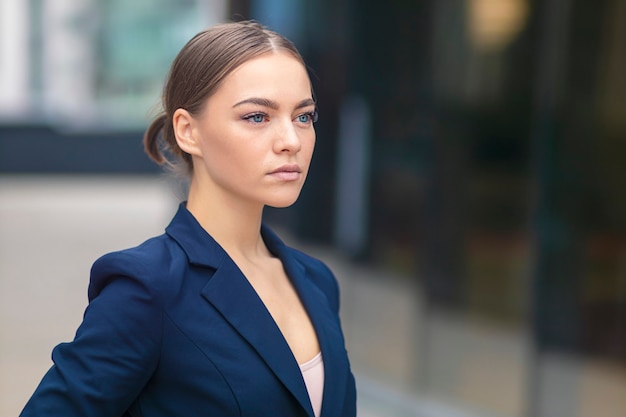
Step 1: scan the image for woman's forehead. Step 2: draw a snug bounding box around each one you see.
[210,52,313,106]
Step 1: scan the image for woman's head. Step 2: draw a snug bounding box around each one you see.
[143,21,309,174]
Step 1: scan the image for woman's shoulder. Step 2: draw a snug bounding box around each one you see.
[287,246,335,276]
[88,233,182,300]
[92,234,178,274]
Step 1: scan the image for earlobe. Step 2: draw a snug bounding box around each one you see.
[173,108,202,157]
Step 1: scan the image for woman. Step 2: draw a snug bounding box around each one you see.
[20,21,356,417]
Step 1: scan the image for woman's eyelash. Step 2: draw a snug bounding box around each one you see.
[242,112,268,123]
[305,110,319,123]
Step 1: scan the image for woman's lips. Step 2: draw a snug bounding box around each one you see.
[268,164,302,181]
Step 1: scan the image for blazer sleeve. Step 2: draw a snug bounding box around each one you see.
[20,251,163,417]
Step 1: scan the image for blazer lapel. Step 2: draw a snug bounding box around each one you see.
[290,268,350,417]
[265,229,351,417]
[200,255,315,417]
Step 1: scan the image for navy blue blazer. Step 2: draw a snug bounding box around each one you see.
[21,204,356,417]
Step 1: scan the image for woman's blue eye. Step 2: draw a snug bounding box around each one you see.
[249,114,265,123]
[243,113,267,123]
[298,111,318,124]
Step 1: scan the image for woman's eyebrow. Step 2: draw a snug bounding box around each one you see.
[295,98,316,109]
[233,97,315,110]
[233,97,278,109]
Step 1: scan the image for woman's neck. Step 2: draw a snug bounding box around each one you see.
[185,179,269,263]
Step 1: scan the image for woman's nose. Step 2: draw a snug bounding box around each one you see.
[274,119,301,153]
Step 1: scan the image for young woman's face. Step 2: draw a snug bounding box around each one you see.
[190,51,316,209]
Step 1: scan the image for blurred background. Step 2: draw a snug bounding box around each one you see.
[1,0,625,416]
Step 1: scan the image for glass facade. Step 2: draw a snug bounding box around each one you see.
[0,0,225,128]
[94,0,224,127]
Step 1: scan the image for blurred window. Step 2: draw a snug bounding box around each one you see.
[2,0,225,129]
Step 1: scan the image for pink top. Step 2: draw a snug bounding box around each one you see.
[299,352,324,417]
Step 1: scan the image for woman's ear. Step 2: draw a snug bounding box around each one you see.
[173,108,202,157]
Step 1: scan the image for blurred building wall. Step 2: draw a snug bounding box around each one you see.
[0,0,31,118]
[0,0,226,128]
[0,0,227,173]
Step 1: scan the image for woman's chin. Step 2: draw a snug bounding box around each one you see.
[265,193,301,209]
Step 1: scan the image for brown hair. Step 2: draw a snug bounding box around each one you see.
[143,21,307,174]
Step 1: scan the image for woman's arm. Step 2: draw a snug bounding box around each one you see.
[20,251,163,417]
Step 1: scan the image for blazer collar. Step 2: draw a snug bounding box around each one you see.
[165,204,349,417]
[269,230,350,417]
[164,203,226,269]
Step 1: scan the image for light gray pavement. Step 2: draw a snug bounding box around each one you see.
[1,176,625,417]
